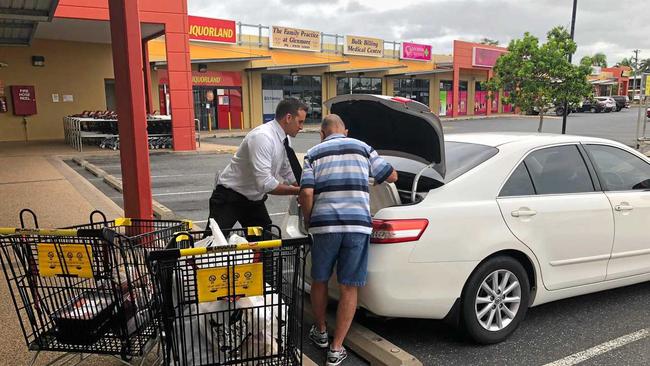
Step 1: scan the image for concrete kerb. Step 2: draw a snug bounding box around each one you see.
[72,158,178,220]
[304,301,422,366]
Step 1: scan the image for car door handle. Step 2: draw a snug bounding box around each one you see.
[511,208,537,217]
[614,204,634,212]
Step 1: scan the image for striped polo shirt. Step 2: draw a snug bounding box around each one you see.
[301,134,394,234]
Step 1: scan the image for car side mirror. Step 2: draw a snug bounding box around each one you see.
[632,179,650,190]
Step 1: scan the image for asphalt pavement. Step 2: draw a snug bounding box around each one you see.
[66,109,650,365]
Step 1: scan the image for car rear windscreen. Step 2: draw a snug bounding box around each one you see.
[384,142,498,190]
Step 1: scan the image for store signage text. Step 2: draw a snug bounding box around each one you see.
[472,47,506,68]
[401,42,432,61]
[188,16,237,44]
[158,70,242,87]
[344,35,383,57]
[270,26,321,52]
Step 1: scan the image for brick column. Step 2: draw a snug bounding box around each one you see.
[452,66,460,118]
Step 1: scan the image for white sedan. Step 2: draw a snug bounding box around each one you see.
[282,95,650,344]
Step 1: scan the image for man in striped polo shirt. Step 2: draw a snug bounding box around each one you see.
[300,114,397,366]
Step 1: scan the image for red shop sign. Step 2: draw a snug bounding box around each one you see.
[10,85,37,116]
[472,47,506,68]
[158,70,242,87]
[188,16,237,44]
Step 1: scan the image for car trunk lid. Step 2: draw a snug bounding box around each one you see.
[324,94,446,177]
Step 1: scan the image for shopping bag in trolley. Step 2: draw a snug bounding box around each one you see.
[148,227,309,366]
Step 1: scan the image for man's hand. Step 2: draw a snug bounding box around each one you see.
[386,169,398,183]
[269,184,300,196]
[299,187,314,228]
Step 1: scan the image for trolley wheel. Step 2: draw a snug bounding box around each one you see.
[121,348,133,362]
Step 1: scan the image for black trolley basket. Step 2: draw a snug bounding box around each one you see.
[0,214,191,365]
[147,226,310,366]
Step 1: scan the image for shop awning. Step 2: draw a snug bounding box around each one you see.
[253,61,349,71]
[0,0,58,45]
[590,78,618,86]
[154,56,271,66]
[341,65,407,73]
[391,68,453,77]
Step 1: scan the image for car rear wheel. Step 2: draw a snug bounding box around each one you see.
[461,256,530,344]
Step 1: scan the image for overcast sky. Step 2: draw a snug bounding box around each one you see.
[188,0,650,66]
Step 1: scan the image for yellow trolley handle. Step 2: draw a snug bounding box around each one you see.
[149,236,306,262]
[0,227,103,237]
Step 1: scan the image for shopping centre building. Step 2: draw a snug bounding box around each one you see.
[4,8,630,146]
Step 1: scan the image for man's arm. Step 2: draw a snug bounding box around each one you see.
[248,133,298,196]
[299,188,314,227]
[270,184,300,195]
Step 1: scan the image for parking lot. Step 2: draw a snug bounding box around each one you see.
[67,109,650,365]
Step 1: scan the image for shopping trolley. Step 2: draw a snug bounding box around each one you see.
[0,215,191,366]
[147,227,310,366]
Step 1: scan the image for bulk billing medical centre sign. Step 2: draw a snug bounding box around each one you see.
[188,16,237,44]
[270,26,321,52]
[345,35,383,57]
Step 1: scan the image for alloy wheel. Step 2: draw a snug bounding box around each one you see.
[474,269,521,331]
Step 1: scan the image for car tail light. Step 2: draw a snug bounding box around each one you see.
[391,97,411,104]
[370,219,429,244]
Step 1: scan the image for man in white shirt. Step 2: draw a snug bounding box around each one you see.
[207,98,307,232]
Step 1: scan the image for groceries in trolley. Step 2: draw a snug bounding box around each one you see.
[52,291,115,345]
[149,221,308,366]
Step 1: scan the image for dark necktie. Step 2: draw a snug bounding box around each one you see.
[283,137,302,184]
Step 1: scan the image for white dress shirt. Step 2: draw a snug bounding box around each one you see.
[218,120,296,201]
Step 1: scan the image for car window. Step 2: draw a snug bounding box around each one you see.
[524,145,595,195]
[500,162,536,197]
[585,144,650,191]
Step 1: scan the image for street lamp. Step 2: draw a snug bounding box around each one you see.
[561,0,578,134]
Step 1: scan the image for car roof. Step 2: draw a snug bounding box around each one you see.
[445,132,621,148]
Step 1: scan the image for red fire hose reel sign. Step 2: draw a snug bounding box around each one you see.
[10,85,37,116]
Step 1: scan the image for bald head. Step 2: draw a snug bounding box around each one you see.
[320,114,347,140]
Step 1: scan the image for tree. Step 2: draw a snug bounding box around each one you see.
[485,26,593,132]
[480,38,499,46]
[581,53,607,67]
[640,58,650,73]
[615,58,632,67]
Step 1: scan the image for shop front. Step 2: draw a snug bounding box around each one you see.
[159,70,243,131]
[393,78,430,105]
[262,74,323,123]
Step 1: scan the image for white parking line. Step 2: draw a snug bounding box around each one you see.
[152,190,212,197]
[193,213,285,224]
[151,173,213,178]
[543,328,650,366]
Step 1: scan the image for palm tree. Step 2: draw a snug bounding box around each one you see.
[591,52,607,67]
[640,58,650,73]
[615,58,632,67]
[480,38,499,46]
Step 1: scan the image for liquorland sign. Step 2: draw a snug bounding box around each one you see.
[188,16,237,44]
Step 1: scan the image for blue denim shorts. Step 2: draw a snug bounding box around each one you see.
[310,232,370,287]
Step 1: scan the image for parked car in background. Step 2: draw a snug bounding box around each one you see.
[596,97,616,112]
[282,94,650,345]
[580,98,607,113]
[647,107,650,118]
[610,96,629,111]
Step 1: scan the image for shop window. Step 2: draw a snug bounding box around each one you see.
[394,78,430,106]
[337,77,383,95]
[262,73,323,124]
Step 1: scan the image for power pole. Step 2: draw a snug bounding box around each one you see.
[561,0,578,134]
[633,49,642,148]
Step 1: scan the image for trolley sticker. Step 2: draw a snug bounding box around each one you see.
[196,262,263,302]
[37,243,94,278]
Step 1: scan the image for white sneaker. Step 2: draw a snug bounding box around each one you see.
[308,324,329,349]
[326,346,347,366]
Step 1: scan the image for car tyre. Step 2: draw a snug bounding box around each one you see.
[460,256,530,344]
[590,107,597,113]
